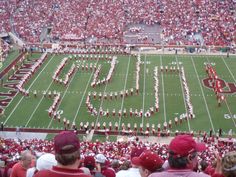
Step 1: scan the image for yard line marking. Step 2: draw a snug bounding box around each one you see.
[175,56,191,131]
[4,54,55,124]
[118,55,131,131]
[191,57,215,133]
[221,56,236,127]
[160,55,167,123]
[72,59,100,128]
[94,73,110,129]
[2,53,48,112]
[47,67,78,129]
[224,99,236,128]
[26,78,55,127]
[221,56,236,82]
[141,54,147,125]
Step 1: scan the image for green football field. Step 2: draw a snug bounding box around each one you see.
[1,52,236,137]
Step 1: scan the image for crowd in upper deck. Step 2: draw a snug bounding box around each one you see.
[0,0,235,46]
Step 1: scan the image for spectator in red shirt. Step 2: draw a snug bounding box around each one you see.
[10,150,33,177]
[149,135,210,177]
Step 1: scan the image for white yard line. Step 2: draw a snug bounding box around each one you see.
[118,55,131,130]
[160,55,167,123]
[175,56,191,131]
[3,53,48,109]
[4,54,55,124]
[72,59,100,128]
[141,54,147,125]
[26,80,55,127]
[191,57,215,133]
[224,100,236,128]
[220,57,236,127]
[221,58,236,82]
[94,76,110,128]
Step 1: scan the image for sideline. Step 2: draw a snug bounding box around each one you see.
[0,131,47,140]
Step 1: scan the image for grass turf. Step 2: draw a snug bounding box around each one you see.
[1,52,236,137]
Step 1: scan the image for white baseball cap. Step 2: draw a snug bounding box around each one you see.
[95,154,107,164]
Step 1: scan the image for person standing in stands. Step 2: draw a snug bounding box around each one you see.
[94,154,116,177]
[34,131,90,177]
[212,151,236,177]
[116,147,146,177]
[0,122,3,131]
[149,135,210,177]
[132,150,163,177]
[11,150,33,177]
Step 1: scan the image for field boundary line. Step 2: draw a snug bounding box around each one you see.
[191,57,215,133]
[175,56,191,131]
[26,78,55,127]
[73,59,100,128]
[118,55,131,130]
[4,54,55,124]
[160,55,167,123]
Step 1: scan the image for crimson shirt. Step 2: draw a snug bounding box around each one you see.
[10,162,27,177]
[34,166,91,177]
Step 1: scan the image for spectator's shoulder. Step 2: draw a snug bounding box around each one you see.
[33,169,51,177]
[79,174,92,177]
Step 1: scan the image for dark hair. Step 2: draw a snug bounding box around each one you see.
[85,164,95,171]
[168,151,197,169]
[55,145,80,166]
[199,160,208,171]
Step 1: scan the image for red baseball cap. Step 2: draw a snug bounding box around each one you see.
[132,150,163,172]
[54,131,80,154]
[102,168,116,177]
[169,135,206,157]
[84,156,95,167]
[130,147,146,159]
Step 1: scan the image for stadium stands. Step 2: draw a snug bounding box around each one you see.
[0,0,235,46]
[0,134,235,177]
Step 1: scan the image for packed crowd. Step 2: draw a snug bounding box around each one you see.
[0,132,235,177]
[0,0,235,46]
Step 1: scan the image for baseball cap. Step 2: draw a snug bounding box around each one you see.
[130,147,146,159]
[102,168,116,177]
[169,135,206,157]
[95,154,107,164]
[132,150,163,172]
[84,156,95,167]
[54,131,80,154]
[36,153,57,170]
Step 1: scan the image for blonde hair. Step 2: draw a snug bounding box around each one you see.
[222,151,236,177]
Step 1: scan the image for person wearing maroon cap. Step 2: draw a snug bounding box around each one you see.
[83,156,96,175]
[149,135,210,177]
[132,150,163,177]
[34,131,90,177]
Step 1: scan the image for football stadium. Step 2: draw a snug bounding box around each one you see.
[0,0,235,177]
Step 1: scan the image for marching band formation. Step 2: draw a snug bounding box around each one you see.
[11,50,199,134]
[206,64,225,106]
[17,53,47,96]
